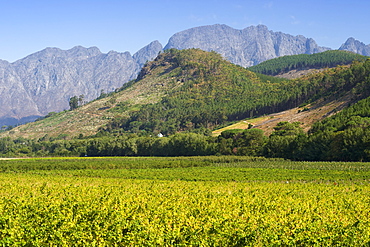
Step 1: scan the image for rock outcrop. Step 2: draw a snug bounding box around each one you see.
[164,24,330,67]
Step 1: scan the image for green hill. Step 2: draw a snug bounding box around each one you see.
[107,48,291,135]
[248,50,367,76]
[105,49,370,135]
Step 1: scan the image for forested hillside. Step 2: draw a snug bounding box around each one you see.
[248,50,367,76]
[305,96,370,161]
[105,49,370,135]
[107,48,289,135]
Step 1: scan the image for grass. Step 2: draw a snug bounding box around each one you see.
[212,116,272,136]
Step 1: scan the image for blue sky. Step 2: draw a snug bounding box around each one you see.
[0,0,369,62]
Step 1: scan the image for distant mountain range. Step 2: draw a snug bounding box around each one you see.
[0,42,162,126]
[0,24,369,127]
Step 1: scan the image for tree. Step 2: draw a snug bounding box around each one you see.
[271,121,304,137]
[235,129,266,156]
[69,96,79,110]
[264,122,305,159]
[264,135,296,159]
[78,95,85,106]
[168,133,215,156]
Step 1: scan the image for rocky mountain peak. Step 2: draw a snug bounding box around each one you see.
[165,24,330,67]
[133,40,163,67]
[66,46,102,59]
[0,59,10,66]
[339,37,370,56]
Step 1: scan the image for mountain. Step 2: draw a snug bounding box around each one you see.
[2,24,370,128]
[133,40,163,67]
[339,37,370,56]
[4,49,370,141]
[164,24,330,67]
[0,42,162,127]
[0,60,41,126]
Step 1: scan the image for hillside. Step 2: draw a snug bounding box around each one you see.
[2,49,370,141]
[212,93,355,136]
[214,57,370,136]
[108,49,293,135]
[105,50,370,136]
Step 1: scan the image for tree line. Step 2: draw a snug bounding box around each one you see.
[248,50,367,76]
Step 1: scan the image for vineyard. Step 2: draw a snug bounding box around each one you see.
[0,156,369,246]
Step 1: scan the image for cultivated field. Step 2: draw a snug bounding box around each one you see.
[0,156,369,246]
